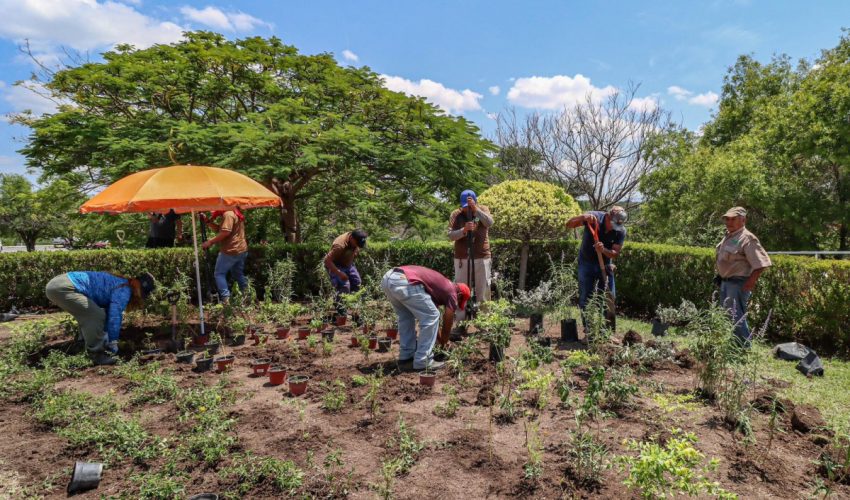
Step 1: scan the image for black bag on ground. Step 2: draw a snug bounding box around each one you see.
[796,351,824,377]
[774,342,811,361]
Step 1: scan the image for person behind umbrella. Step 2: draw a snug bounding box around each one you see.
[145,209,183,248]
[324,229,367,317]
[201,208,249,301]
[45,271,156,365]
[381,265,471,371]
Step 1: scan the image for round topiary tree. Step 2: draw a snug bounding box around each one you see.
[479,180,581,290]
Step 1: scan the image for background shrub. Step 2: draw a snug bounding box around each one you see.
[2,241,848,354]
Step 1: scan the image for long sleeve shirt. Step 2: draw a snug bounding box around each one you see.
[67,271,132,342]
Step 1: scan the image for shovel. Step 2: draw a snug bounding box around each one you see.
[588,218,616,331]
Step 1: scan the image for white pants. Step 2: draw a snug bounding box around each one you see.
[453,257,491,322]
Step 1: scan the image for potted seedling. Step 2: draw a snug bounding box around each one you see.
[214,354,235,373]
[139,331,161,356]
[297,325,311,340]
[512,280,556,337]
[349,334,360,348]
[357,333,372,362]
[321,329,335,342]
[377,338,392,353]
[368,335,379,350]
[473,300,514,364]
[250,358,271,376]
[419,370,436,387]
[227,316,248,346]
[384,323,399,340]
[206,331,222,356]
[268,365,287,386]
[288,375,310,395]
[335,313,347,327]
[175,350,195,364]
[195,353,214,372]
[310,316,324,335]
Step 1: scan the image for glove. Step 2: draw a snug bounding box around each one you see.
[105,340,119,355]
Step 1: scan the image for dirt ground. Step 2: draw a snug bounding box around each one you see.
[0,316,845,499]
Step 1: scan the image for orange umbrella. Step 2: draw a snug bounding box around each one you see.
[80,165,280,214]
[80,165,281,336]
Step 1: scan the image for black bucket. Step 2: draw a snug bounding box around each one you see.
[529,313,544,334]
[651,319,669,337]
[67,461,103,495]
[561,319,578,342]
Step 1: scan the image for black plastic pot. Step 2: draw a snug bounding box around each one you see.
[489,343,505,363]
[206,342,221,356]
[532,336,552,348]
[377,338,392,352]
[561,319,579,342]
[321,329,335,342]
[195,357,214,372]
[188,494,219,500]
[529,313,544,334]
[228,334,246,347]
[176,350,195,364]
[67,461,103,495]
[651,319,669,337]
[140,348,161,356]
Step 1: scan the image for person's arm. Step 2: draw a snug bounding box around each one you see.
[475,204,494,228]
[202,228,230,249]
[595,242,622,260]
[105,288,131,343]
[204,215,221,232]
[743,267,765,292]
[438,307,455,346]
[447,211,465,241]
[566,213,597,229]
[324,249,348,282]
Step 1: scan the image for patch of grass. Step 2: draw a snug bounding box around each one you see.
[219,452,304,497]
[132,468,186,499]
[176,382,237,465]
[320,379,347,412]
[116,358,178,405]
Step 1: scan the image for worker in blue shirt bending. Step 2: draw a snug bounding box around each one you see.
[45,271,156,365]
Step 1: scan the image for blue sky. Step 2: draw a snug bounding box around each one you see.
[1,0,849,181]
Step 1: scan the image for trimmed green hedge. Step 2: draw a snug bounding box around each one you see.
[2,241,848,355]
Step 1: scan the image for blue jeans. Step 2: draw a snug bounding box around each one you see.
[214,251,248,299]
[720,277,751,346]
[382,270,441,370]
[577,259,615,310]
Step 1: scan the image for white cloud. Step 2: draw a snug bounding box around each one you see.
[3,81,70,117]
[0,0,185,52]
[688,91,719,107]
[180,6,268,32]
[506,74,617,109]
[380,75,483,114]
[628,95,658,112]
[341,49,359,62]
[667,85,692,101]
[667,86,718,107]
[488,85,500,96]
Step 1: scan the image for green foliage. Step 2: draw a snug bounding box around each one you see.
[220,452,305,496]
[519,368,554,411]
[18,32,496,244]
[320,379,347,412]
[686,304,741,398]
[176,382,236,466]
[132,469,186,500]
[523,421,544,481]
[471,299,513,348]
[0,174,81,251]
[569,429,610,485]
[480,180,581,243]
[563,350,600,370]
[115,359,178,405]
[433,384,461,418]
[386,416,425,475]
[617,431,737,499]
[4,239,849,354]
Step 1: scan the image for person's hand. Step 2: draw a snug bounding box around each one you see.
[742,280,756,292]
[463,221,476,234]
[201,240,213,250]
[586,213,598,225]
[467,197,477,212]
[594,241,605,252]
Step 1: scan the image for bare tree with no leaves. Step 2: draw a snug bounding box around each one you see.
[496,84,673,210]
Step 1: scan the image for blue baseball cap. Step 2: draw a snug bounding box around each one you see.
[460,189,477,208]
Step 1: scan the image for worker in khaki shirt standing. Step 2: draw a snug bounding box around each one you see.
[202,208,249,301]
[715,206,772,346]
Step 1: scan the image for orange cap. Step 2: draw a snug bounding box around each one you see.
[456,283,471,310]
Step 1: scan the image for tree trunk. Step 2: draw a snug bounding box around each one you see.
[270,178,300,243]
[21,232,37,252]
[518,241,529,290]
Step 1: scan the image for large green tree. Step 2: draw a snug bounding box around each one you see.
[0,174,80,251]
[641,32,850,251]
[16,32,495,243]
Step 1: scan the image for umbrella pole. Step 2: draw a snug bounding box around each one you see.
[191,210,206,337]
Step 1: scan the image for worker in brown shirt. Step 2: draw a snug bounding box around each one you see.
[324,230,367,317]
[202,208,249,301]
[715,206,772,345]
[448,189,494,325]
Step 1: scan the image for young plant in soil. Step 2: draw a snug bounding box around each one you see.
[584,292,613,351]
[686,303,738,399]
[568,422,610,486]
[519,367,555,412]
[523,420,544,482]
[320,379,347,413]
[617,430,736,499]
[433,384,460,418]
[360,366,385,420]
[356,333,372,363]
[438,335,479,386]
[495,358,522,423]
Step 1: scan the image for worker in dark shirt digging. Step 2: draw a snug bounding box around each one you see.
[381,266,470,372]
[324,229,368,320]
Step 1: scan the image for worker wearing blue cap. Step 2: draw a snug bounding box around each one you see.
[447,189,494,326]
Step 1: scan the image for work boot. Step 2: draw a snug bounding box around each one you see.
[415,360,445,372]
[397,358,414,372]
[88,351,117,366]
